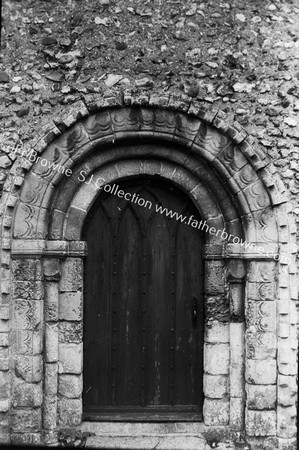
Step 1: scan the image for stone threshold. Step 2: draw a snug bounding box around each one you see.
[80,422,207,450]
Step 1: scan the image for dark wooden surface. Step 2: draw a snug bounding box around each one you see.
[83,177,204,421]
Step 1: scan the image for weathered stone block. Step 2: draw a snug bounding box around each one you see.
[226,259,246,280]
[247,261,276,283]
[205,322,229,343]
[0,372,9,400]
[14,299,43,330]
[33,330,43,354]
[59,321,83,344]
[59,374,83,398]
[12,259,43,281]
[15,355,42,382]
[246,436,278,450]
[0,348,9,370]
[204,261,226,295]
[43,258,61,281]
[229,283,244,319]
[246,410,276,436]
[278,342,296,372]
[205,296,229,322]
[45,323,58,362]
[278,375,297,406]
[11,330,33,355]
[277,405,297,439]
[58,343,83,374]
[11,408,42,431]
[13,281,44,300]
[43,394,57,430]
[45,282,59,322]
[0,426,9,444]
[204,343,229,375]
[203,374,228,399]
[0,333,8,347]
[11,432,41,446]
[45,363,58,395]
[247,282,276,301]
[59,292,82,321]
[11,330,42,355]
[60,258,83,292]
[0,400,9,412]
[230,397,244,430]
[230,363,244,397]
[246,360,276,385]
[246,331,276,359]
[0,306,9,320]
[230,323,244,364]
[246,300,276,334]
[277,437,297,450]
[12,380,42,408]
[246,384,276,410]
[42,430,58,445]
[58,398,82,427]
[203,399,229,426]
[0,319,9,333]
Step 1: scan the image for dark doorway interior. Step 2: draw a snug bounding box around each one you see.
[82,176,204,421]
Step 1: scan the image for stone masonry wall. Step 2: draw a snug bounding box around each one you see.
[1,0,299,311]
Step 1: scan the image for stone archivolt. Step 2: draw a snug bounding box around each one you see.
[0,93,297,449]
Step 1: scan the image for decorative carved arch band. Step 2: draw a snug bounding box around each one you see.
[0,100,297,449]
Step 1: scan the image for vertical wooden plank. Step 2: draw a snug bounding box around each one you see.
[175,220,203,407]
[115,206,143,406]
[146,214,172,406]
[83,206,112,408]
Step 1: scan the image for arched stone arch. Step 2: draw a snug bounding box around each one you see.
[0,95,297,449]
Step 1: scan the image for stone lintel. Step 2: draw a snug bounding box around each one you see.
[204,243,279,260]
[11,240,87,258]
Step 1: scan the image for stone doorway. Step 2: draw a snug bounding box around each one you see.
[1,100,296,449]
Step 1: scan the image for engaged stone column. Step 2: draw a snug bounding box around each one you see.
[11,258,44,446]
[57,258,83,428]
[245,261,278,450]
[227,259,246,431]
[43,258,60,445]
[203,260,230,426]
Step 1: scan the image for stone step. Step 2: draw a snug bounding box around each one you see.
[85,435,207,449]
[81,422,207,449]
[80,421,205,435]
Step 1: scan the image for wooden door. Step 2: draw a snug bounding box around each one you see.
[82,177,204,421]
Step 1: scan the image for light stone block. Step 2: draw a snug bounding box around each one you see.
[60,258,83,292]
[246,384,276,410]
[203,398,229,426]
[230,363,244,397]
[204,343,229,375]
[230,397,244,430]
[246,410,276,436]
[58,343,83,374]
[246,359,276,385]
[205,321,229,343]
[59,292,82,321]
[45,323,58,362]
[59,374,83,399]
[277,405,297,439]
[44,282,59,322]
[57,398,82,427]
[203,374,228,398]
[44,363,58,395]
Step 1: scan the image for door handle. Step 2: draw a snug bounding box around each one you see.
[192,297,198,328]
